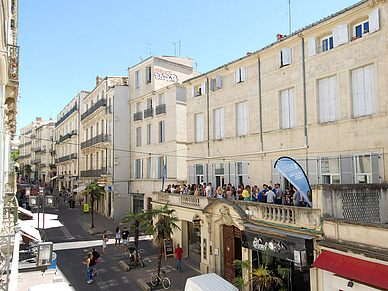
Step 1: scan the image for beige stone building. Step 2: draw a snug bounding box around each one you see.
[149,0,388,290]
[79,76,129,219]
[54,91,88,190]
[128,56,198,213]
[19,123,33,181]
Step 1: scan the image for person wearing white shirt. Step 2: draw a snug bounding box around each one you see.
[265,186,276,204]
[206,182,214,197]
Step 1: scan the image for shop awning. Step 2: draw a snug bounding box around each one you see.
[312,250,388,289]
[18,207,33,219]
[50,175,59,181]
[242,222,317,240]
[19,221,41,242]
[73,186,86,192]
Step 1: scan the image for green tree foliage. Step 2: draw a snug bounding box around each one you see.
[82,181,104,228]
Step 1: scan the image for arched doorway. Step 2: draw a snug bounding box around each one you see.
[223,225,242,283]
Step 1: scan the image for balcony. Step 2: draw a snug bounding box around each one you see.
[31,146,41,152]
[80,167,107,177]
[49,164,56,169]
[7,44,19,81]
[25,130,31,135]
[41,149,46,154]
[81,134,110,149]
[144,108,153,119]
[19,143,25,148]
[40,163,46,168]
[106,106,113,114]
[56,104,77,127]
[152,192,320,230]
[156,104,166,115]
[32,158,41,164]
[56,153,78,163]
[134,111,142,122]
[81,98,106,121]
[19,154,31,160]
[25,141,31,146]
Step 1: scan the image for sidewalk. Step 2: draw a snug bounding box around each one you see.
[58,193,201,290]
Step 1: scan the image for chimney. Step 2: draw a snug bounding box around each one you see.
[96,75,102,86]
[277,34,284,41]
[36,117,42,122]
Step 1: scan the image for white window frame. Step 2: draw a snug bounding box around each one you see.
[134,159,143,179]
[147,123,152,145]
[319,156,341,184]
[318,76,338,123]
[158,93,165,105]
[235,67,246,84]
[353,20,369,39]
[354,154,372,183]
[136,127,141,147]
[195,113,204,142]
[214,108,224,140]
[280,88,295,129]
[320,35,334,53]
[278,48,292,68]
[136,102,142,113]
[159,120,165,143]
[237,102,248,136]
[195,164,204,185]
[135,70,141,88]
[352,64,375,118]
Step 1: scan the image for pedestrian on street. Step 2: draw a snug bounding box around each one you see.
[83,252,95,284]
[115,226,121,249]
[175,243,183,273]
[102,230,108,255]
[91,247,100,276]
[122,227,129,252]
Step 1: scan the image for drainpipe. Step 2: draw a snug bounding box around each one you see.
[258,58,263,152]
[206,77,210,157]
[301,37,308,147]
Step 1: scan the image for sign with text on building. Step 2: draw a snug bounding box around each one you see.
[154,68,178,82]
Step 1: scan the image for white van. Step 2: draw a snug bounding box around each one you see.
[184,273,239,291]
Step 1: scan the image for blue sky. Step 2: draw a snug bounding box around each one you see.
[17,0,357,133]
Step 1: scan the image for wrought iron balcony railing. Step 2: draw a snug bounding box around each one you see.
[19,143,25,148]
[56,104,77,127]
[41,149,46,154]
[19,154,31,160]
[31,146,41,152]
[156,104,166,115]
[32,158,41,164]
[7,44,19,81]
[25,141,31,146]
[134,111,142,121]
[25,130,31,135]
[81,134,110,149]
[144,108,153,119]
[57,129,77,144]
[40,163,46,168]
[81,99,107,121]
[80,167,107,177]
[49,163,56,169]
[56,152,77,163]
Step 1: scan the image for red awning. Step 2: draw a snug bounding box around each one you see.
[312,250,388,289]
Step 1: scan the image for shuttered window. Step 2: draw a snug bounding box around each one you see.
[352,65,375,118]
[278,48,292,67]
[281,88,295,129]
[235,67,246,83]
[135,70,141,88]
[237,102,248,136]
[195,113,204,142]
[319,76,338,123]
[214,108,224,140]
[136,127,141,147]
[147,124,152,145]
[159,121,165,143]
[134,159,143,179]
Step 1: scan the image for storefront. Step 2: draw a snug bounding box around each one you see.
[242,223,315,291]
[187,219,201,268]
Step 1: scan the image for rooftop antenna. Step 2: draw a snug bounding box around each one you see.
[134,54,143,62]
[175,38,183,56]
[145,43,152,56]
[288,0,291,35]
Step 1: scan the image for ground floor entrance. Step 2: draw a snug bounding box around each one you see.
[223,225,242,283]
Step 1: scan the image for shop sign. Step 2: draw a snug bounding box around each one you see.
[252,237,288,253]
[154,69,178,82]
[193,219,201,228]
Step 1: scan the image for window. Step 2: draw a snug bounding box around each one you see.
[147,157,152,179]
[191,82,207,98]
[352,65,375,118]
[136,102,142,113]
[156,156,166,179]
[195,164,204,184]
[147,124,152,145]
[321,35,333,52]
[280,88,295,129]
[237,102,248,136]
[235,67,246,84]
[195,114,204,142]
[278,48,292,67]
[214,108,224,140]
[215,163,225,188]
[159,121,165,143]
[333,24,349,47]
[353,21,369,38]
[354,154,371,183]
[147,98,153,109]
[135,70,141,88]
[210,74,222,91]
[136,127,141,147]
[158,93,165,105]
[146,66,152,84]
[319,76,338,123]
[134,159,143,179]
[320,156,340,184]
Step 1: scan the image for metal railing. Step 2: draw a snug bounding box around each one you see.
[56,153,77,163]
[19,143,25,148]
[134,111,142,121]
[56,104,78,127]
[25,130,31,135]
[144,107,153,119]
[80,167,107,177]
[49,163,56,169]
[25,141,31,146]
[32,158,41,164]
[40,163,46,168]
[156,104,166,115]
[41,149,46,154]
[31,146,41,152]
[81,98,107,121]
[81,134,110,149]
[7,44,19,81]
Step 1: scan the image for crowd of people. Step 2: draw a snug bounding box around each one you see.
[164,182,309,207]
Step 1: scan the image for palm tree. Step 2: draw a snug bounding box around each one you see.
[122,211,149,264]
[145,202,180,277]
[82,181,104,228]
[233,259,251,290]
